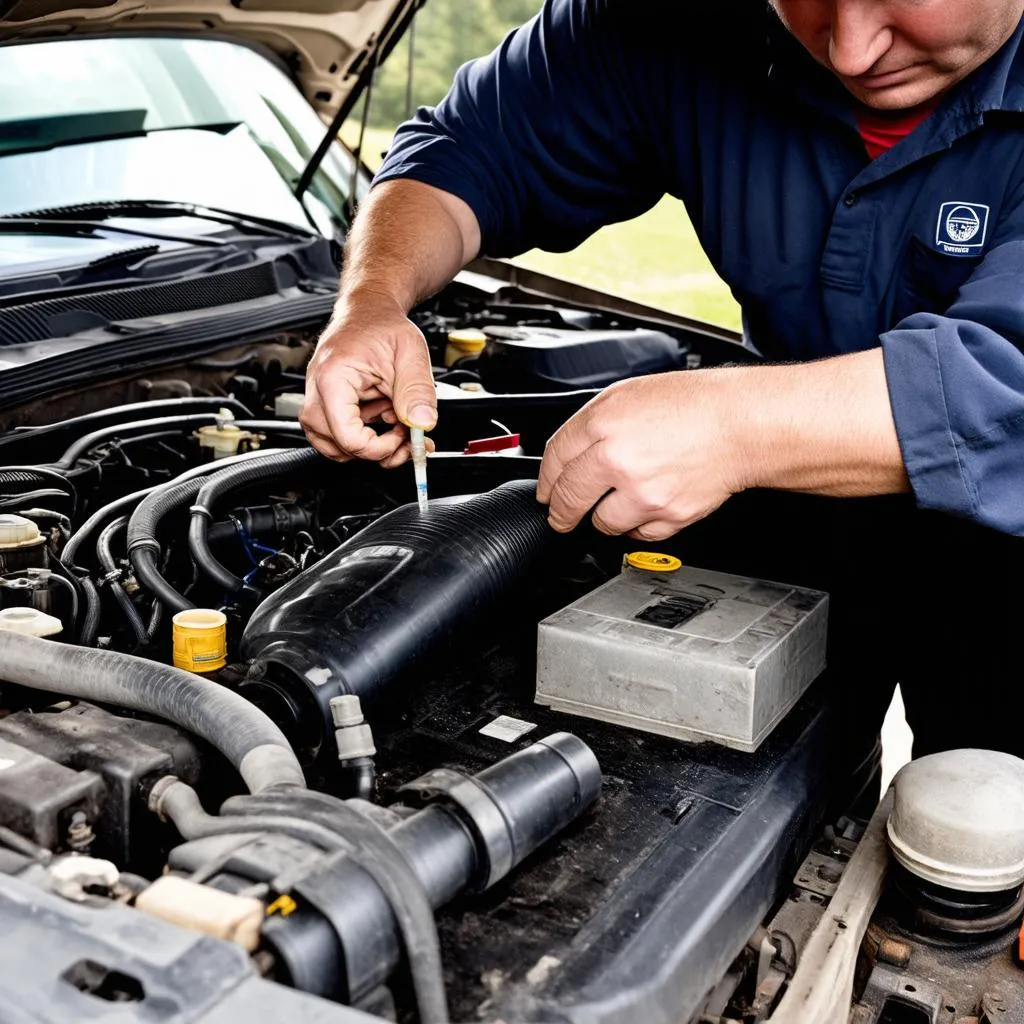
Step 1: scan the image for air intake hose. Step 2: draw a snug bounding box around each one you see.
[240,479,559,763]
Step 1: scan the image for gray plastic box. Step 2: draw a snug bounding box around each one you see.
[536,562,828,752]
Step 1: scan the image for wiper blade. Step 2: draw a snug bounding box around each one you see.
[0,216,227,248]
[85,244,162,270]
[7,200,318,242]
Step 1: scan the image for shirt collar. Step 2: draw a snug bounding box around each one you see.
[962,16,1024,117]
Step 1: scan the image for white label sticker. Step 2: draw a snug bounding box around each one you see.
[479,715,537,743]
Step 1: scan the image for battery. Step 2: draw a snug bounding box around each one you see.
[535,560,828,752]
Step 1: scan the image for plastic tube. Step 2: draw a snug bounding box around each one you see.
[0,633,304,792]
[410,428,428,513]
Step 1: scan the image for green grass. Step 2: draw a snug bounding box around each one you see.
[340,122,742,331]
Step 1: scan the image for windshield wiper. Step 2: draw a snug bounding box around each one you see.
[0,216,228,248]
[5,200,317,242]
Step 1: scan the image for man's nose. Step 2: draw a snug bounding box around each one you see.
[828,0,894,77]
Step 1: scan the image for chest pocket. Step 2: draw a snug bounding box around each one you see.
[892,235,983,325]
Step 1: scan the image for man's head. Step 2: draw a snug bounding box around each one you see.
[771,0,1024,110]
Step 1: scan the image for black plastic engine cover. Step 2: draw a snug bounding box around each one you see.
[472,326,683,392]
[0,702,204,871]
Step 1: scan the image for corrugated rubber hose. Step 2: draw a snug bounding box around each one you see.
[0,633,305,792]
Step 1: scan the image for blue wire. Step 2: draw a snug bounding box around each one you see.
[230,516,279,571]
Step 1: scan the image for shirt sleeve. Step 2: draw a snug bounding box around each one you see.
[371,0,680,257]
[881,188,1024,535]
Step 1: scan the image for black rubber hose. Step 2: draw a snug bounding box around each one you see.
[66,446,306,572]
[0,489,69,511]
[63,486,157,569]
[0,397,252,464]
[155,780,349,853]
[343,760,376,802]
[63,430,192,483]
[51,414,223,470]
[96,516,148,649]
[145,598,163,644]
[45,571,80,633]
[130,547,193,616]
[0,468,78,514]
[64,450,271,570]
[79,577,102,647]
[125,449,294,613]
[188,449,325,596]
[0,634,305,792]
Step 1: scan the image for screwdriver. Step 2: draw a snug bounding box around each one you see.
[411,427,429,513]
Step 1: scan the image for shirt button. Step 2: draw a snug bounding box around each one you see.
[844,193,858,207]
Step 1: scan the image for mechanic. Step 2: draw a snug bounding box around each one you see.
[302,0,1024,764]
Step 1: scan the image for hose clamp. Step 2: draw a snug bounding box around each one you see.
[397,768,513,889]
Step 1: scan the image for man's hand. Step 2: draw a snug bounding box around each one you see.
[537,350,910,540]
[301,290,437,468]
[299,179,481,465]
[536,371,745,540]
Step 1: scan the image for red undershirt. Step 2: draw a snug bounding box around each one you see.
[855,101,938,160]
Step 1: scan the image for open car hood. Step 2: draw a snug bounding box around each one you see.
[0,0,419,123]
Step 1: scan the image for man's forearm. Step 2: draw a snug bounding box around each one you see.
[728,348,911,497]
[338,179,482,313]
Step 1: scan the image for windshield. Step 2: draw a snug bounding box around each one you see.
[0,36,366,231]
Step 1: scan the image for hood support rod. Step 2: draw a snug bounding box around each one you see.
[294,0,424,216]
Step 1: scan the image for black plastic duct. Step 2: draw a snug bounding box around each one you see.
[240,479,558,763]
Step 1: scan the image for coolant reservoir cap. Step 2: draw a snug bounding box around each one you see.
[625,551,682,573]
[0,607,62,637]
[447,328,488,354]
[0,514,43,548]
[887,749,1024,892]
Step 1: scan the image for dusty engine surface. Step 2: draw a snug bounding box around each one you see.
[0,298,1019,1024]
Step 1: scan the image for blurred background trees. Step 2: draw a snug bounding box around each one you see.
[345,0,742,329]
[370,0,540,129]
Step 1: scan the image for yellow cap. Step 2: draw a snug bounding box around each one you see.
[446,328,488,355]
[625,551,682,573]
[173,609,228,673]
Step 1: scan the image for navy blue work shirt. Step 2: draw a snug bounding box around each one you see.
[374,1,1024,536]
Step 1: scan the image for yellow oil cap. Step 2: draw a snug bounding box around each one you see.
[445,328,488,367]
[173,609,228,673]
[625,551,682,573]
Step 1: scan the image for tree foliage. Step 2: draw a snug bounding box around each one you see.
[367,0,542,129]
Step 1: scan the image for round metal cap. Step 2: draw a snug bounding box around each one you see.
[887,749,1024,892]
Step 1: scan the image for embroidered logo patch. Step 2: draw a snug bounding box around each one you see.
[936,202,990,255]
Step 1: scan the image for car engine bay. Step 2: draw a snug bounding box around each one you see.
[0,283,1022,1024]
